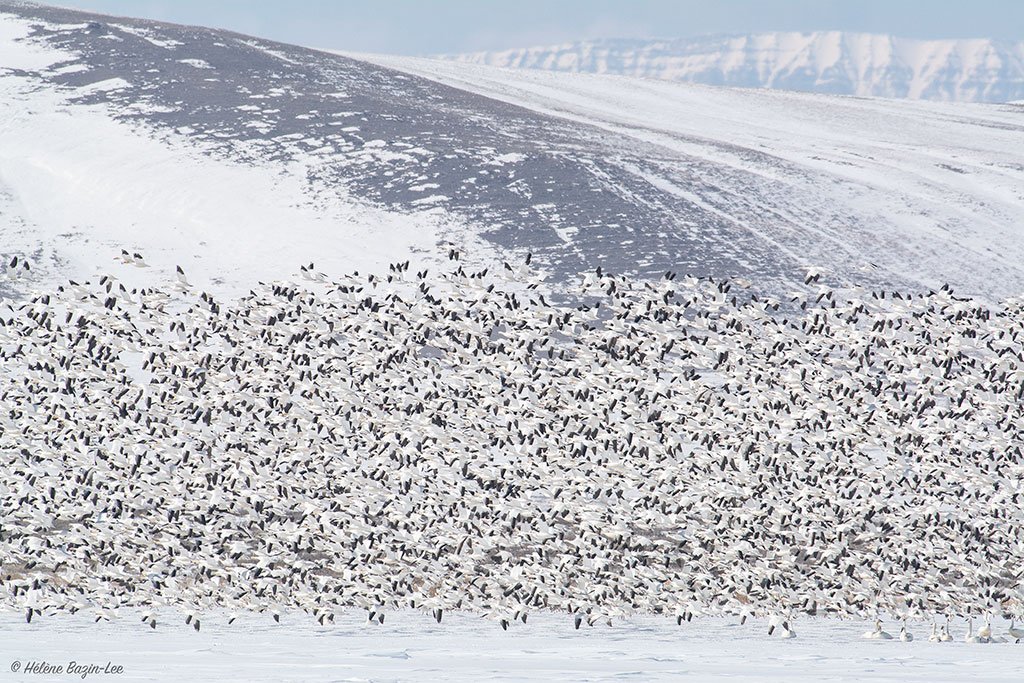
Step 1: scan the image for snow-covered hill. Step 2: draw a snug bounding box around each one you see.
[442,33,1024,103]
[1,1,1023,301]
[364,53,1024,299]
[0,4,503,297]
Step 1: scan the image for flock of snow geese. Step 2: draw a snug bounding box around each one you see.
[2,252,1023,643]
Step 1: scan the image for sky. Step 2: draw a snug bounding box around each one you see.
[55,1,1024,55]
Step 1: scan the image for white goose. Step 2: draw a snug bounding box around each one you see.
[777,620,797,639]
[939,616,953,642]
[964,617,985,643]
[863,619,893,640]
[978,614,993,642]
[767,613,796,639]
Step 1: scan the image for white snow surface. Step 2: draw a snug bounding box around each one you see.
[441,33,1024,103]
[0,13,494,296]
[359,53,1024,299]
[4,610,1024,682]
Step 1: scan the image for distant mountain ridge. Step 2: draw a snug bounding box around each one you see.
[441,32,1024,102]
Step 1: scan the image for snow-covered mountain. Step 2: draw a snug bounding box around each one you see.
[442,33,1024,103]
[2,1,1023,301]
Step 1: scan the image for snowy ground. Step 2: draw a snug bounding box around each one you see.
[359,52,1024,299]
[3,611,1024,682]
[0,11,496,296]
